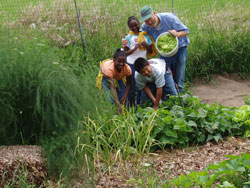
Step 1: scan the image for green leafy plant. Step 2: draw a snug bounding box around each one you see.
[244,95,250,105]
[170,153,250,188]
[127,154,250,188]
[157,34,177,53]
[134,94,244,149]
[232,105,250,137]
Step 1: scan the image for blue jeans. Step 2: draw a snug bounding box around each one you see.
[160,46,187,92]
[140,70,177,104]
[102,76,126,103]
[127,64,141,106]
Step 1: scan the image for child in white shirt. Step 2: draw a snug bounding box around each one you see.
[134,57,177,109]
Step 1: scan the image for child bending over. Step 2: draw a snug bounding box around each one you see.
[134,57,177,110]
[97,49,132,114]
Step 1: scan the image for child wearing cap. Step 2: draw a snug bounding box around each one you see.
[140,6,189,93]
[134,57,177,110]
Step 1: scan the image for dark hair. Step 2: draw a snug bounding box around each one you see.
[113,48,126,59]
[134,57,149,73]
[127,16,139,26]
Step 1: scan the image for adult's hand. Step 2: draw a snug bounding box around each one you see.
[168,30,178,37]
[168,30,188,38]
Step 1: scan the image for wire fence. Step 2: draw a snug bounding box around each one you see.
[0,0,215,23]
[0,0,239,26]
[0,0,248,48]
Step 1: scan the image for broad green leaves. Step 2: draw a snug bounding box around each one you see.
[134,94,247,149]
[157,34,177,53]
[171,154,250,187]
[232,105,250,137]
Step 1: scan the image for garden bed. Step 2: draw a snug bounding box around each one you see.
[95,137,250,188]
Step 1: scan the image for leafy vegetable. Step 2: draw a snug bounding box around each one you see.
[170,153,250,188]
[233,105,250,122]
[112,94,246,150]
[157,34,177,53]
[232,105,250,137]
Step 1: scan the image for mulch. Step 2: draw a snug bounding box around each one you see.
[0,145,47,187]
[95,137,250,188]
[0,137,249,188]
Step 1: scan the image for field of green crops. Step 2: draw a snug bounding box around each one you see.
[0,0,249,187]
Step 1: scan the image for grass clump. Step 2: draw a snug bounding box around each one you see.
[187,30,250,81]
[186,2,250,81]
[0,28,109,183]
[0,33,78,144]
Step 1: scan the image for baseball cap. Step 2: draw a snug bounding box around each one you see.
[140,6,153,22]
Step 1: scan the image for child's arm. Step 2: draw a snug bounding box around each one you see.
[154,87,163,110]
[143,86,162,110]
[123,36,140,56]
[107,78,123,114]
[120,75,132,104]
[143,86,156,104]
[141,41,153,54]
[122,38,128,46]
[124,44,141,56]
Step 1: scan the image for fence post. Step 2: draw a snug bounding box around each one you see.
[74,0,90,62]
[172,0,174,13]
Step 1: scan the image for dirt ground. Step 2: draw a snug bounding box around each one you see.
[190,73,250,107]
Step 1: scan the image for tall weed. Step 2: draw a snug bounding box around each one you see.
[0,28,109,181]
[81,108,157,176]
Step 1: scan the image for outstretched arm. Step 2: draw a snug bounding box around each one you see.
[154,87,163,110]
[124,44,141,56]
[120,75,132,104]
[143,86,156,104]
[143,86,163,110]
[107,78,123,114]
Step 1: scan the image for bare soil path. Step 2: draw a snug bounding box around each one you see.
[190,73,250,107]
